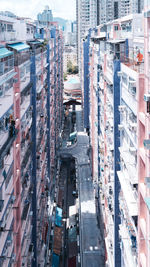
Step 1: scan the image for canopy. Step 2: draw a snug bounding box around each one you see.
[52,253,59,267]
[0,47,13,59]
[69,131,77,141]
[8,42,30,52]
[55,207,62,227]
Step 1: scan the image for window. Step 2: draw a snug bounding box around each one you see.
[27,27,30,34]
[114,25,118,31]
[20,66,26,80]
[4,78,13,92]
[0,85,3,97]
[7,24,13,32]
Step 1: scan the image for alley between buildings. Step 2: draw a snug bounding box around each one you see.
[52,106,105,267]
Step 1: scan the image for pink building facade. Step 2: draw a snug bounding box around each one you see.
[82,7,150,266]
[0,15,63,267]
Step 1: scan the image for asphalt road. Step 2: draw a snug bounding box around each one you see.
[61,107,105,267]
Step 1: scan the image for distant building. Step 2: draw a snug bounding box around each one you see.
[98,0,144,24]
[0,11,16,18]
[64,20,77,46]
[63,45,77,72]
[37,5,53,26]
[76,0,97,76]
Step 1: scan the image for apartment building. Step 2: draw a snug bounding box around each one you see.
[37,5,53,26]
[76,0,97,75]
[0,15,63,267]
[82,10,149,266]
[98,0,144,24]
[63,46,77,73]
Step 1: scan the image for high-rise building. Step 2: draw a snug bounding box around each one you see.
[64,20,77,45]
[0,13,63,267]
[82,8,150,267]
[76,0,97,75]
[37,6,53,26]
[98,0,144,25]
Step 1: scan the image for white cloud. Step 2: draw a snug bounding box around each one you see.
[0,0,76,20]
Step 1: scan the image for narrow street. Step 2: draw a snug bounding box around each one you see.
[58,105,105,267]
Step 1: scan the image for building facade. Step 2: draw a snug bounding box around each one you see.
[37,6,53,26]
[82,8,150,266]
[98,0,144,24]
[76,0,97,75]
[0,15,63,267]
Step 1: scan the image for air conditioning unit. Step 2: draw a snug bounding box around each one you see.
[7,240,12,246]
[118,124,124,131]
[129,80,136,86]
[29,211,33,217]
[117,71,122,77]
[118,105,126,112]
[11,195,16,204]
[129,122,137,130]
[0,221,6,231]
[129,147,137,153]
[2,250,8,257]
[11,253,16,262]
[144,94,150,102]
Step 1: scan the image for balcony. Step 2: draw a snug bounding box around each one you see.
[121,57,144,74]
[21,95,30,119]
[0,200,4,212]
[0,57,14,77]
[121,86,136,115]
[0,31,16,42]
[105,236,114,267]
[14,51,30,67]
[119,146,137,184]
[119,223,137,267]
[0,126,17,164]
[21,201,30,221]
[117,170,138,217]
[21,143,31,169]
[20,75,31,93]
[0,88,14,119]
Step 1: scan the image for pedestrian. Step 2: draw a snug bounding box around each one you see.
[136,49,143,65]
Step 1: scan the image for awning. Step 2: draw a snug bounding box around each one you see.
[69,131,77,141]
[8,42,30,52]
[107,39,125,44]
[144,197,150,211]
[52,253,59,267]
[28,41,41,45]
[53,226,62,255]
[0,47,13,59]
[55,207,62,227]
[37,39,44,43]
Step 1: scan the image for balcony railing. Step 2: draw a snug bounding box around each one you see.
[0,58,14,76]
[14,52,30,67]
[0,31,16,42]
[0,126,18,164]
[0,199,4,212]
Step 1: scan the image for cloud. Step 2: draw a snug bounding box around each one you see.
[0,0,76,20]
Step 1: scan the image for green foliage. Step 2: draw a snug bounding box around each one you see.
[63,72,67,81]
[67,60,78,74]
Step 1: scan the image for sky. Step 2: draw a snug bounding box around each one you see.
[0,0,76,20]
